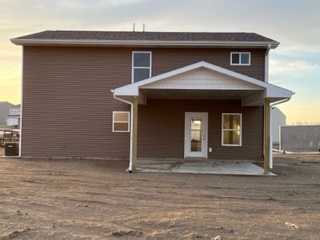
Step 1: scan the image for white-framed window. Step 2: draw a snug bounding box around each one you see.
[230,52,250,65]
[132,51,152,82]
[113,111,130,132]
[222,113,242,146]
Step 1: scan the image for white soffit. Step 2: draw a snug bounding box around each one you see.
[141,67,264,90]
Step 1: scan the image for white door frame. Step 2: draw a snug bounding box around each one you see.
[184,112,208,158]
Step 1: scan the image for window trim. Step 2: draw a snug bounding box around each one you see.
[230,52,251,66]
[132,51,152,83]
[112,111,130,132]
[221,113,242,146]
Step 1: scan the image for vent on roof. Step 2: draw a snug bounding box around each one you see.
[132,23,146,32]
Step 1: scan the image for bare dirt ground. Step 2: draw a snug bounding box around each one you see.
[0,150,319,240]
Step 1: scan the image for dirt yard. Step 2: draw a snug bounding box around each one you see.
[0,151,319,240]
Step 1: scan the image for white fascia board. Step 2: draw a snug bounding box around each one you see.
[242,86,293,106]
[266,84,294,98]
[11,39,279,48]
[113,84,140,96]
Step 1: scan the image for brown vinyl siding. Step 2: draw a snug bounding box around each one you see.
[22,46,265,159]
[138,99,263,161]
[22,46,132,158]
[152,48,266,81]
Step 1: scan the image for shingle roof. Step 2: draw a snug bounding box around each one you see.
[11,30,279,48]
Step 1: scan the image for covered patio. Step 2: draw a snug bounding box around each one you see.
[137,158,276,176]
[112,61,294,174]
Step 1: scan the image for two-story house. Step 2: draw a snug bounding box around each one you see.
[11,31,293,173]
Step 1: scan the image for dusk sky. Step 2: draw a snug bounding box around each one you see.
[1,0,319,125]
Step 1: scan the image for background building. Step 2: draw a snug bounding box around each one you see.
[0,102,14,126]
[271,107,286,149]
[6,104,21,129]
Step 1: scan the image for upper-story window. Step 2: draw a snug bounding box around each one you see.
[231,52,250,65]
[132,51,152,82]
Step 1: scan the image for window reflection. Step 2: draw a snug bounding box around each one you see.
[191,118,202,152]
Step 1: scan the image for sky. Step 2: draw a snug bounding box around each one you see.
[1,0,320,125]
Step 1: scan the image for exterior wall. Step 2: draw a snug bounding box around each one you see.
[22,47,131,158]
[21,46,266,158]
[151,48,266,81]
[280,125,320,152]
[138,99,264,160]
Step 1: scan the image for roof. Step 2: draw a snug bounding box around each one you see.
[11,31,279,48]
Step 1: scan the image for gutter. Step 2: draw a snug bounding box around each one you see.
[111,90,134,172]
[268,96,294,168]
[10,39,280,48]
[270,97,292,107]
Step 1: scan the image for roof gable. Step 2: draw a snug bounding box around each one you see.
[113,61,293,106]
[142,67,263,90]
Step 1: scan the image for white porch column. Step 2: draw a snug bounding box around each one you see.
[264,98,271,174]
[131,96,138,171]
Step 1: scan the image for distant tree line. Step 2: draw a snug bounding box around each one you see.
[288,122,320,126]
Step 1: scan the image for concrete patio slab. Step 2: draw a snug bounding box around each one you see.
[137,159,275,176]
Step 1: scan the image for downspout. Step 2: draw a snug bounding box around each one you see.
[268,97,294,168]
[19,47,24,158]
[265,44,271,83]
[111,90,134,172]
[270,97,292,165]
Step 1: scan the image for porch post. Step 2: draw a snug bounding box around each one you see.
[131,96,138,171]
[264,98,271,174]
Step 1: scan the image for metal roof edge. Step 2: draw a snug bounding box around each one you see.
[10,39,279,48]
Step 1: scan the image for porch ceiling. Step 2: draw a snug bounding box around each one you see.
[140,88,261,100]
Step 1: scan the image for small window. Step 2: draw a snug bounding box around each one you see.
[222,113,242,146]
[132,51,151,82]
[113,111,130,132]
[231,52,250,65]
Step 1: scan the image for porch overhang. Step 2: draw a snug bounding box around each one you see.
[113,61,294,106]
[112,61,293,174]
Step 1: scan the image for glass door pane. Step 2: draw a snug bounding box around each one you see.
[190,118,202,152]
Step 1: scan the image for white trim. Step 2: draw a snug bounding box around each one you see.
[132,51,152,83]
[112,111,130,132]
[19,47,24,157]
[11,39,280,48]
[184,112,208,158]
[113,61,294,101]
[230,52,251,66]
[112,93,134,172]
[221,113,242,146]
